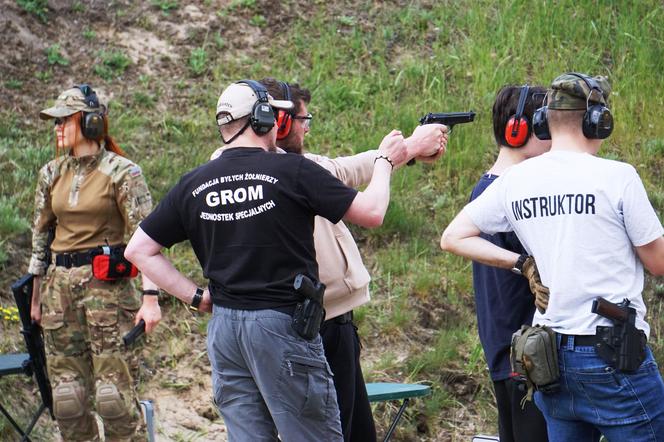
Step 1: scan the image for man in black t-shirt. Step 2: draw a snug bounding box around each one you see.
[125,79,407,441]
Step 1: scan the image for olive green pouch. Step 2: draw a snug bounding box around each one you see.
[510,324,560,406]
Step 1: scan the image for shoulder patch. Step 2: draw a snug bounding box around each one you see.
[129,165,142,177]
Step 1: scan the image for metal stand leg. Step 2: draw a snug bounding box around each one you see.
[21,403,46,442]
[0,402,32,442]
[140,400,155,442]
[383,398,410,442]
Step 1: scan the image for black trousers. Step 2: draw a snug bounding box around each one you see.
[320,318,377,442]
[493,377,549,442]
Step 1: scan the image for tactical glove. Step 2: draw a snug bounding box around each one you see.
[522,256,549,314]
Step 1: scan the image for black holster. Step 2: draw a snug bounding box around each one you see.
[595,325,647,372]
[291,274,326,340]
[592,297,647,372]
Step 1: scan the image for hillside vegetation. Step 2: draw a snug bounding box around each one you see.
[1,0,663,440]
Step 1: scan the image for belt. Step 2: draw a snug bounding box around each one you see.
[55,251,92,268]
[559,333,597,347]
[270,305,297,316]
[325,311,353,325]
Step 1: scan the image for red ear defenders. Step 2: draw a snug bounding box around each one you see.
[533,72,613,141]
[237,79,276,135]
[73,84,105,140]
[276,81,292,140]
[504,85,531,147]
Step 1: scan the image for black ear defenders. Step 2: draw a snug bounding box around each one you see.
[573,73,613,139]
[237,79,276,135]
[532,99,550,140]
[504,85,531,147]
[73,84,105,140]
[533,73,613,140]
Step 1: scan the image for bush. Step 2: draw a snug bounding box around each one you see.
[16,0,48,22]
[94,50,132,81]
[45,44,69,66]
[188,47,208,77]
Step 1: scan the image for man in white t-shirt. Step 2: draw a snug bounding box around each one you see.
[441,72,664,441]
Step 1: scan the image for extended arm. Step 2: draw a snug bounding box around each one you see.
[342,130,407,227]
[124,228,213,312]
[306,123,447,188]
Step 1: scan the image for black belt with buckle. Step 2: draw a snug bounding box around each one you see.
[559,333,597,347]
[55,251,92,268]
[326,311,353,325]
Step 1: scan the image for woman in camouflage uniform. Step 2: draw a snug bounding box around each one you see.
[28,84,160,441]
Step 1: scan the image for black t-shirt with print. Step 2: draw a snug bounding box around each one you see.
[140,147,358,310]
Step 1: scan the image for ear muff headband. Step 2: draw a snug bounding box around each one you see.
[237,79,275,135]
[276,81,293,140]
[73,83,105,140]
[566,72,613,139]
[504,85,531,147]
[532,101,550,141]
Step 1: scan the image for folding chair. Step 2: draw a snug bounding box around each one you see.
[366,382,431,442]
[0,353,46,442]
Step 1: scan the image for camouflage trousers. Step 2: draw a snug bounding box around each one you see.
[40,264,146,442]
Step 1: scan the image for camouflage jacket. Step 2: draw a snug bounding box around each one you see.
[28,148,152,275]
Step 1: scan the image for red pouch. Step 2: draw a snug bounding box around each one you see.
[91,245,138,281]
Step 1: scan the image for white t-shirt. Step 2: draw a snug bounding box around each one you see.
[465,150,663,337]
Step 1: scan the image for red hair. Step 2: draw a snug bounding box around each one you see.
[55,112,128,158]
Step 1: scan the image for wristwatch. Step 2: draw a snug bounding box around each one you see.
[511,254,528,275]
[190,287,203,311]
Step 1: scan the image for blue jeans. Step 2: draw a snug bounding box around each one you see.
[534,335,664,442]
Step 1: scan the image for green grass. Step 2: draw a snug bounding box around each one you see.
[188,47,208,77]
[45,44,69,66]
[16,0,48,22]
[2,1,664,439]
[151,0,178,13]
[94,50,132,81]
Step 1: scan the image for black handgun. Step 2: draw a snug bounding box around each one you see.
[123,319,146,347]
[11,274,55,419]
[592,297,647,372]
[419,111,476,129]
[291,274,326,340]
[408,111,476,165]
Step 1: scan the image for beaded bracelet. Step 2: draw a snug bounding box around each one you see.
[374,155,394,169]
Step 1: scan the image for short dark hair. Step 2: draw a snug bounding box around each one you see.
[492,84,546,147]
[260,77,311,115]
[547,109,585,134]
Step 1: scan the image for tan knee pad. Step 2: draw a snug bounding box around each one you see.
[53,381,86,420]
[95,383,129,420]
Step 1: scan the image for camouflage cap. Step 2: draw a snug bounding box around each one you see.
[548,73,611,110]
[39,86,105,120]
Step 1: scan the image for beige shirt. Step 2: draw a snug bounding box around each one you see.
[304,150,378,319]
